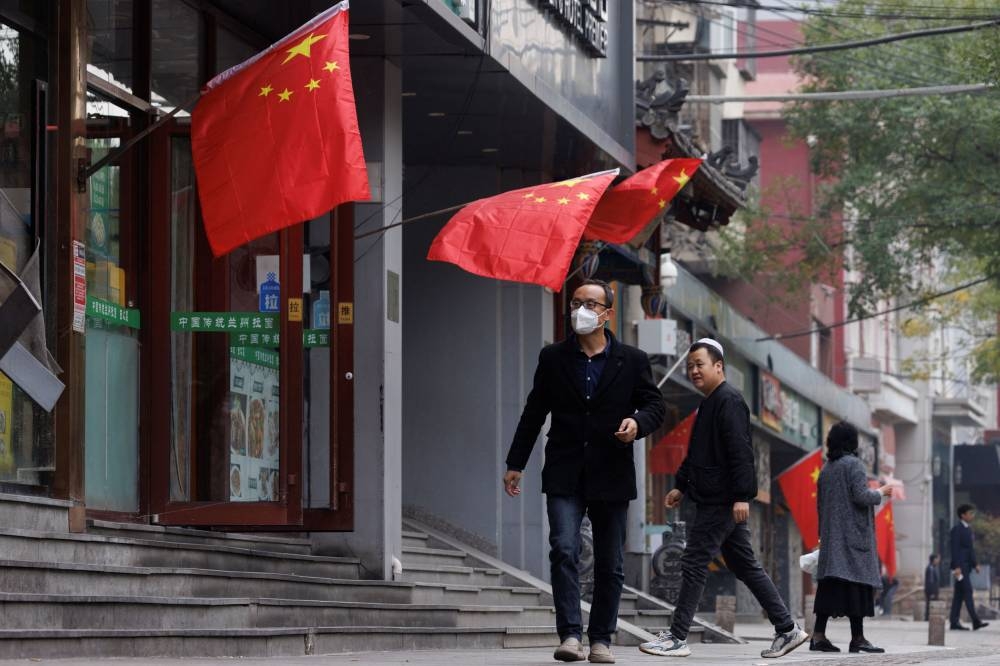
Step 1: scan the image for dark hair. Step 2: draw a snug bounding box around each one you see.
[688,341,724,367]
[958,503,975,518]
[929,553,939,563]
[580,278,614,308]
[826,421,859,460]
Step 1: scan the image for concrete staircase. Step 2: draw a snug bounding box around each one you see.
[0,493,738,659]
[400,518,743,648]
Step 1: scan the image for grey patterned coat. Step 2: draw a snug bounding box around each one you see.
[816,454,883,588]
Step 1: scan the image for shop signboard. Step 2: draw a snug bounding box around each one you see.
[171,312,279,333]
[86,296,140,329]
[760,371,782,431]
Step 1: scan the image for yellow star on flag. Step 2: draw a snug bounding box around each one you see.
[810,466,820,484]
[651,186,659,195]
[323,60,340,73]
[557,197,570,205]
[885,511,893,524]
[523,192,537,199]
[658,199,667,209]
[576,192,590,201]
[534,196,547,203]
[673,168,692,188]
[283,32,327,64]
[305,79,321,91]
[553,176,588,188]
[277,88,293,102]
[259,84,274,97]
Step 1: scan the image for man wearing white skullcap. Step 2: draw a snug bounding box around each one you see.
[640,338,808,659]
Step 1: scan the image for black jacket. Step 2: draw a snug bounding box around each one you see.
[674,381,757,505]
[950,522,977,572]
[505,332,665,501]
[925,563,940,597]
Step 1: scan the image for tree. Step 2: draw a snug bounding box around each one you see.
[718,0,1000,382]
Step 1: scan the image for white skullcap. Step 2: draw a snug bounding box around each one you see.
[694,337,724,357]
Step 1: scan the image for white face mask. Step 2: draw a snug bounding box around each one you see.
[571,307,602,335]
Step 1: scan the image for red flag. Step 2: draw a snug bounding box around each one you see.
[426,171,618,290]
[192,2,369,257]
[583,158,702,244]
[776,448,823,550]
[649,411,696,475]
[876,501,897,578]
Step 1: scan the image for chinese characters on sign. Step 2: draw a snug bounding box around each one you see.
[532,0,609,57]
[86,296,140,329]
[170,312,279,333]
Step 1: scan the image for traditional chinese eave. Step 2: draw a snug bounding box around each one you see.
[636,124,746,231]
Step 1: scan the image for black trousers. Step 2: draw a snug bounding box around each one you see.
[670,504,793,640]
[949,570,981,626]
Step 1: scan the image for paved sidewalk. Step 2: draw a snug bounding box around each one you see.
[2,619,998,665]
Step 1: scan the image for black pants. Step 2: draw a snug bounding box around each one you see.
[547,494,628,645]
[670,504,793,640]
[950,570,981,626]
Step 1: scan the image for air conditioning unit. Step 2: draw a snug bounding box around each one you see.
[850,356,881,393]
[638,318,678,356]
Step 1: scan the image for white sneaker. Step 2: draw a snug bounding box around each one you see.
[761,623,809,658]
[554,636,586,662]
[638,631,691,657]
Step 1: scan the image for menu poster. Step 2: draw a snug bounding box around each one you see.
[229,354,279,502]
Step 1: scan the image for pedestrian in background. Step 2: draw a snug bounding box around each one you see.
[924,553,941,621]
[504,279,665,664]
[877,562,899,616]
[639,339,808,659]
[949,503,989,631]
[810,421,893,654]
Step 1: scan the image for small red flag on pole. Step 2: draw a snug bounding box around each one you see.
[192,1,370,257]
[426,171,618,290]
[776,448,823,550]
[649,411,696,475]
[583,158,702,244]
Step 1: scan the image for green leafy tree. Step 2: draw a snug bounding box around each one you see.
[972,513,1000,574]
[717,0,1000,381]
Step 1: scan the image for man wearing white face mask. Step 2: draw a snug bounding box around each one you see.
[504,279,665,664]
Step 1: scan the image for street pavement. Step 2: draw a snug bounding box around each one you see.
[3,618,999,665]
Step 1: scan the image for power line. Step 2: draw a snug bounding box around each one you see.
[757,275,998,342]
[685,82,993,102]
[680,0,1000,21]
[637,18,1000,61]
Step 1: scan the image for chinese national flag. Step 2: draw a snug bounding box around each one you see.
[776,448,823,550]
[192,1,369,257]
[649,411,696,475]
[426,171,618,290]
[876,501,897,578]
[583,158,702,244]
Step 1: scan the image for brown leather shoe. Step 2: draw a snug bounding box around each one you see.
[554,637,586,662]
[588,642,615,663]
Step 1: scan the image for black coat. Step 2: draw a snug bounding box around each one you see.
[950,522,977,572]
[925,564,940,598]
[505,332,665,501]
[674,381,757,505]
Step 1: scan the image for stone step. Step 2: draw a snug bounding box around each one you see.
[400,545,469,567]
[0,560,413,604]
[0,626,526,659]
[0,529,360,579]
[86,519,313,555]
[0,559,553,609]
[0,592,559,630]
[401,530,430,549]
[411,582,549,607]
[398,563,506,587]
[0,493,70,532]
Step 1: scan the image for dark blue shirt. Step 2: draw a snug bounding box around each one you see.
[574,330,611,400]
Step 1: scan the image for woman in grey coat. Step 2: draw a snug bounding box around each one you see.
[811,421,893,653]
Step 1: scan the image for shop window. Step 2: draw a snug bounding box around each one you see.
[0,20,54,489]
[151,0,201,113]
[86,0,134,94]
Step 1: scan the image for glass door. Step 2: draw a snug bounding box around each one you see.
[148,121,302,526]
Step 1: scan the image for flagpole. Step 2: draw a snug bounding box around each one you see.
[657,352,688,389]
[79,92,202,189]
[354,203,466,240]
